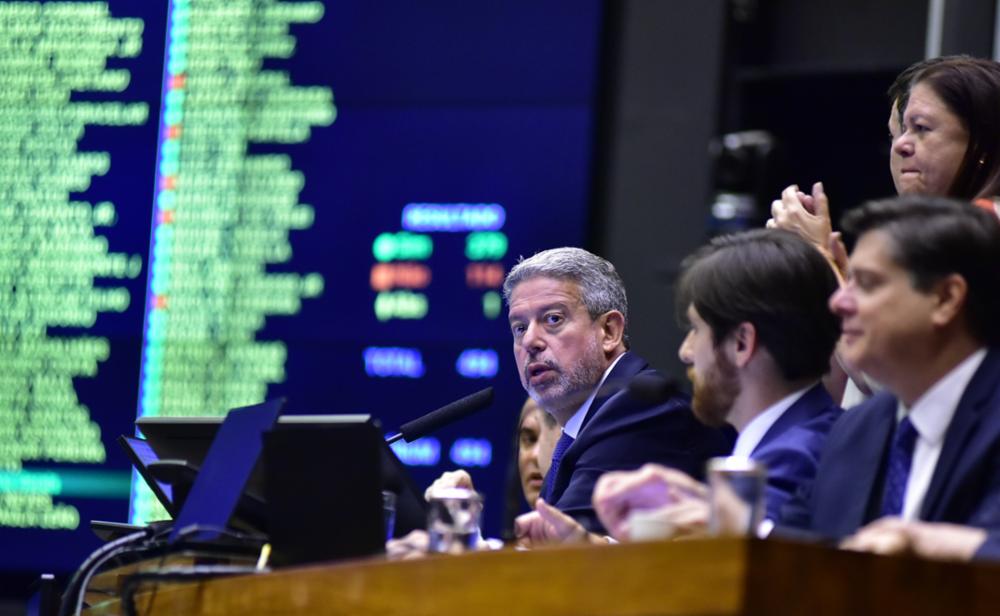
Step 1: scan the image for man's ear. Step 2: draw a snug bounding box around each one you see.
[598,311,626,353]
[930,273,968,329]
[727,322,758,369]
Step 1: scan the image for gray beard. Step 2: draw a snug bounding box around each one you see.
[528,345,606,423]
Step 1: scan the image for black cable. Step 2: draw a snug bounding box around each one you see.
[120,566,263,616]
[60,522,176,616]
[73,536,176,616]
[57,528,155,616]
[133,530,176,615]
[118,525,267,615]
[61,522,267,616]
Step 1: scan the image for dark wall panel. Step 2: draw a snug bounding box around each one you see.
[593,0,727,378]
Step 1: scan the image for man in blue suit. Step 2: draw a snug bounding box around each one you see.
[504,248,733,538]
[589,230,844,540]
[417,247,732,547]
[780,195,1000,541]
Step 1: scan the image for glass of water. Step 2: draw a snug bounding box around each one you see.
[426,487,483,554]
[706,456,767,536]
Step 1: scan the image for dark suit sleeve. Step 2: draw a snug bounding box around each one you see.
[554,395,734,533]
[772,422,838,532]
[962,442,1000,530]
[755,410,838,522]
[759,438,824,522]
[769,468,834,545]
[973,532,1000,562]
[775,477,814,532]
[774,394,896,540]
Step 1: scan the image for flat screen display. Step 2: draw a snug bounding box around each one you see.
[0,0,602,573]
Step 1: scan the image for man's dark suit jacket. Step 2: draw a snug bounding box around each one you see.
[975,532,1000,561]
[546,352,735,533]
[780,348,1000,541]
[750,384,841,521]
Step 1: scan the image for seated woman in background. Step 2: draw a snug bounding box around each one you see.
[516,398,560,508]
[502,398,561,539]
[389,397,561,556]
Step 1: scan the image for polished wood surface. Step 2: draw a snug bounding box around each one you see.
[86,537,1000,616]
[84,552,256,609]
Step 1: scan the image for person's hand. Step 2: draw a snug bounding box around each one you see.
[828,231,849,280]
[424,469,474,501]
[514,498,604,548]
[767,182,834,254]
[647,499,711,540]
[592,464,707,540]
[386,528,499,558]
[908,522,987,561]
[386,529,431,560]
[842,517,987,561]
[841,517,911,556]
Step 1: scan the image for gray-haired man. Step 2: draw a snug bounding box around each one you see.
[504,248,733,538]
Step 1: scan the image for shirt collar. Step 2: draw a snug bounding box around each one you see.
[562,352,627,439]
[732,383,817,458]
[898,348,987,444]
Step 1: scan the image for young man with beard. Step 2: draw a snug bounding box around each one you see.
[589,230,843,540]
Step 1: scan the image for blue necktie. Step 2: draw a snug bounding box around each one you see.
[880,415,918,517]
[541,431,574,503]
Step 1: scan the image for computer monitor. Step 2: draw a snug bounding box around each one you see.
[262,422,386,565]
[136,413,427,538]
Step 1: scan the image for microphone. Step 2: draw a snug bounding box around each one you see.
[627,372,681,405]
[385,387,494,444]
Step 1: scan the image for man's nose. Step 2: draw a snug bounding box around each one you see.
[677,331,694,364]
[522,322,546,353]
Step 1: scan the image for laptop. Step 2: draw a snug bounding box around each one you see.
[119,434,177,517]
[89,436,179,542]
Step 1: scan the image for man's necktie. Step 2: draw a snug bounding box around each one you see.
[880,415,918,517]
[541,431,575,503]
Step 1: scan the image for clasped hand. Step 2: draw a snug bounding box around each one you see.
[592,464,711,541]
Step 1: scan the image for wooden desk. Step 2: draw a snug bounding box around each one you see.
[84,552,257,608]
[86,537,1000,615]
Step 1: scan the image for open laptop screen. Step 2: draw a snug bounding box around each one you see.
[118,435,176,517]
